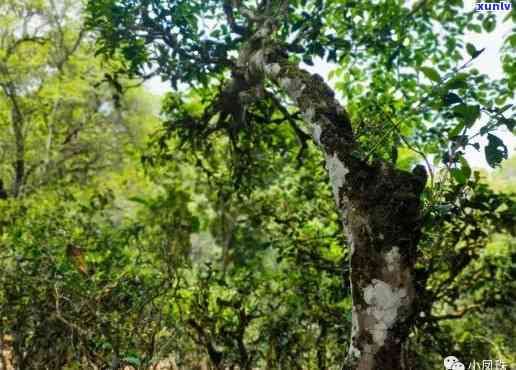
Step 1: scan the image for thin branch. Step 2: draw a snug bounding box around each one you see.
[223,0,248,35]
[53,285,90,337]
[266,91,311,165]
[399,134,435,186]
[429,304,480,321]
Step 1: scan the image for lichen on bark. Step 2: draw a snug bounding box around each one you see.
[234,8,427,369]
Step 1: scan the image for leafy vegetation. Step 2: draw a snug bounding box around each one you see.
[0,0,515,369]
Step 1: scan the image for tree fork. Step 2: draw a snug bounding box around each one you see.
[197,2,427,366]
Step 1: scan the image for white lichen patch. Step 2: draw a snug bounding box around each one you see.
[279,77,305,99]
[325,152,349,206]
[291,85,305,100]
[348,343,361,360]
[264,63,281,77]
[271,63,281,76]
[311,121,322,145]
[369,320,389,345]
[384,247,400,272]
[350,306,359,341]
[348,298,361,359]
[303,106,316,122]
[348,306,366,359]
[255,25,269,38]
[279,78,292,92]
[250,49,265,68]
[363,279,407,346]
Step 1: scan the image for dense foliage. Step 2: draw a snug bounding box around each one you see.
[0,0,515,369]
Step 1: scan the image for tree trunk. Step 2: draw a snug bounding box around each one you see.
[343,163,424,370]
[0,80,26,198]
[263,59,426,370]
[226,4,427,368]
[12,104,25,198]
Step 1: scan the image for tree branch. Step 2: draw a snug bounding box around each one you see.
[429,304,480,322]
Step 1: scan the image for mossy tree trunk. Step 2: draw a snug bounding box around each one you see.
[234,5,427,369]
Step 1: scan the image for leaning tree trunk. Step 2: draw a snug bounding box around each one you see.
[217,3,427,368]
[264,58,426,370]
[237,16,426,370]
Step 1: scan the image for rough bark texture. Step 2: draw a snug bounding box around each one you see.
[11,105,25,198]
[259,55,426,370]
[221,3,427,368]
[0,79,26,198]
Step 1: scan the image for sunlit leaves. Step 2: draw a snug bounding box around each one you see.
[444,73,469,90]
[450,156,472,184]
[453,104,481,127]
[508,35,516,49]
[87,0,227,88]
[420,66,441,83]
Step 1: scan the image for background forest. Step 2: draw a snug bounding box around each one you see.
[0,0,515,369]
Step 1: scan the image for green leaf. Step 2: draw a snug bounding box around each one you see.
[459,157,471,181]
[485,133,508,168]
[443,92,463,106]
[448,155,471,185]
[508,34,516,48]
[451,168,467,184]
[465,43,485,59]
[501,118,515,131]
[466,43,476,57]
[453,104,481,127]
[445,74,468,90]
[482,16,496,33]
[345,310,352,323]
[128,196,150,207]
[467,24,482,33]
[420,66,441,83]
[448,121,465,139]
[303,56,314,66]
[191,216,200,233]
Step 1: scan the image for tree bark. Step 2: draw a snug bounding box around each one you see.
[11,104,25,198]
[201,1,429,366]
[0,76,26,198]
[235,7,427,369]
[263,56,425,370]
